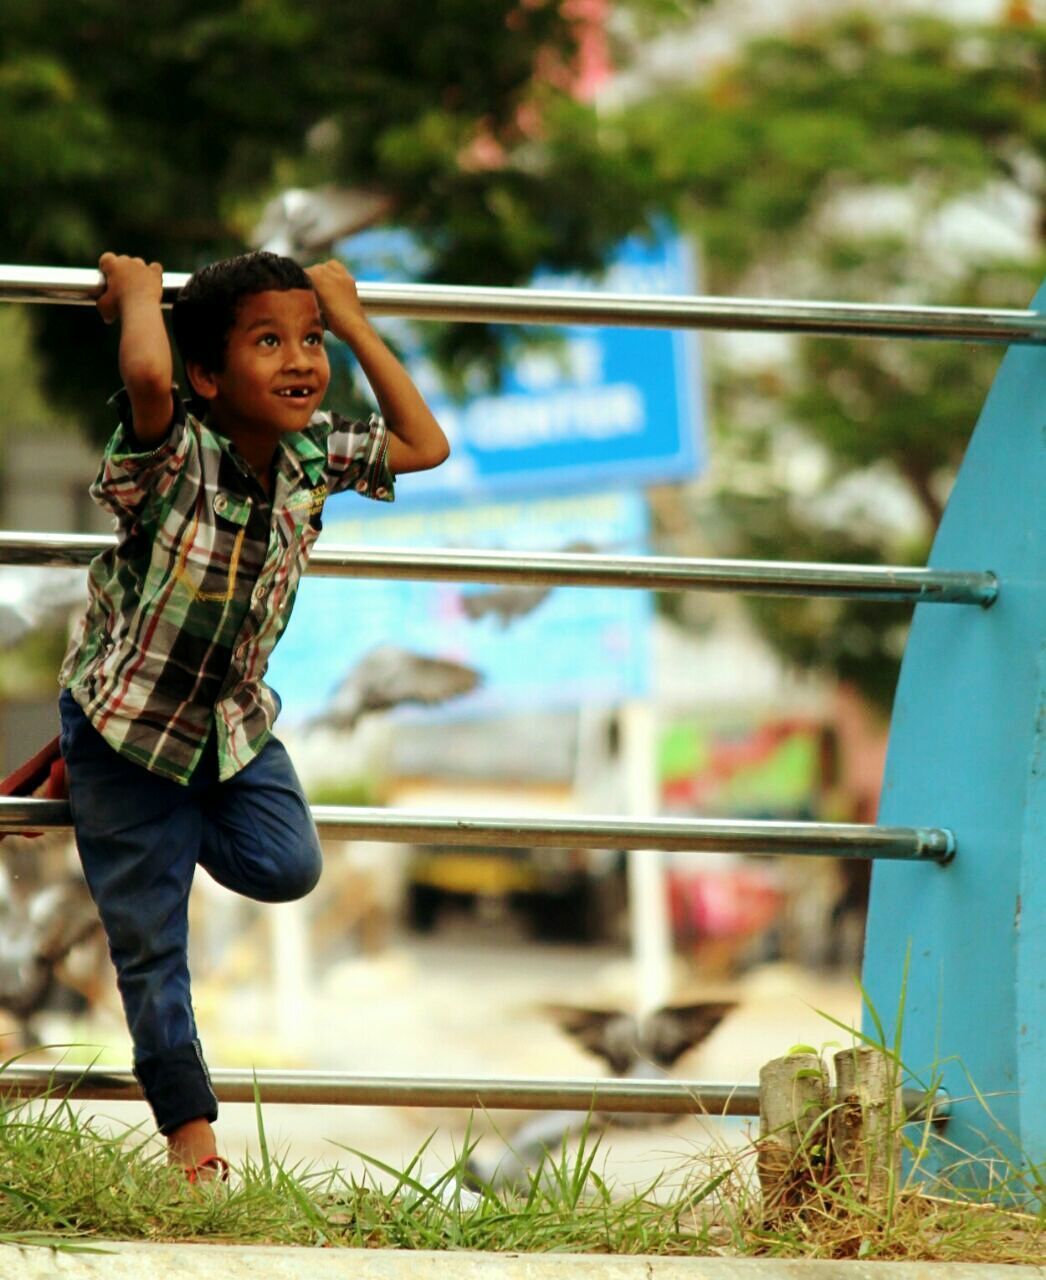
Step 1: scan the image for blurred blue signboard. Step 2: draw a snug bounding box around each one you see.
[333,226,705,505]
[267,489,652,725]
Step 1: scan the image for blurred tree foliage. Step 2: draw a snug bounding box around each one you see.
[626,14,1046,711]
[0,0,702,439]
[4,6,1044,713]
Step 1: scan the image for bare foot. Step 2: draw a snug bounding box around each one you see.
[167,1116,219,1174]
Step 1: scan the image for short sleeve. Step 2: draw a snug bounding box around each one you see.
[90,388,194,520]
[325,411,395,502]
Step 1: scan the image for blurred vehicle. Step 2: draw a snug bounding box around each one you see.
[406,843,625,943]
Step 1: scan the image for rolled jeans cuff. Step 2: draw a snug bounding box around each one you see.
[134,1039,219,1136]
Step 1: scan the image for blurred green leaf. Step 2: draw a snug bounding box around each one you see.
[1,0,688,439]
[634,14,1046,710]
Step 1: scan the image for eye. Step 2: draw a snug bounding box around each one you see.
[257,333,279,348]
[305,331,324,346]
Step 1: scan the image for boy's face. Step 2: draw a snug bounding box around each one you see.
[189,288,331,446]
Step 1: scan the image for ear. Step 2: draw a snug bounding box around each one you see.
[185,361,220,402]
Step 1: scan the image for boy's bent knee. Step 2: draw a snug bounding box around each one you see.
[256,843,322,903]
[277,850,322,902]
[199,805,323,901]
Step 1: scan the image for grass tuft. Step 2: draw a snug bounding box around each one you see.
[0,1053,1043,1258]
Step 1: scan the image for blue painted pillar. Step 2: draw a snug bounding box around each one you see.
[863,281,1045,1180]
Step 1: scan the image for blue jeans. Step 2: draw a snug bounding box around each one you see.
[58,690,322,1135]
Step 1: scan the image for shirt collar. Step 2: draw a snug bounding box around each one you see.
[189,405,327,491]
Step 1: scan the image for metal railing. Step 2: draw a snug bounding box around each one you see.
[2,263,1045,343]
[0,532,998,605]
[0,799,956,861]
[0,1064,949,1122]
[0,263,971,1131]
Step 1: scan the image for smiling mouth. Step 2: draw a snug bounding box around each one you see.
[275,387,316,399]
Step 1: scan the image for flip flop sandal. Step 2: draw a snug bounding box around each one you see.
[184,1154,230,1185]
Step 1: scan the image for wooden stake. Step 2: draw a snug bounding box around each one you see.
[757,1053,830,1214]
[832,1046,902,1207]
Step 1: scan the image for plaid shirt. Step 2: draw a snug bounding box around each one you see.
[60,392,394,784]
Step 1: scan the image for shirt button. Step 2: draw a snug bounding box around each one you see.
[253,584,265,604]
[213,493,228,514]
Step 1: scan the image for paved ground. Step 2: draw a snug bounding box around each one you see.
[5,1243,1045,1280]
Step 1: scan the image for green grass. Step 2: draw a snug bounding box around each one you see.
[0,1089,722,1255]
[0,1062,1043,1260]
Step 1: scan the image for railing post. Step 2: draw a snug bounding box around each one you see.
[863,276,1046,1182]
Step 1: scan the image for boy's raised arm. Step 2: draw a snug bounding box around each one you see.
[96,253,174,447]
[306,260,450,476]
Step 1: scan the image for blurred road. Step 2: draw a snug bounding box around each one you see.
[14,913,862,1192]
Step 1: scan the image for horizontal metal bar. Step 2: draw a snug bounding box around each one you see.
[0,799,955,861]
[2,265,1044,344]
[317,809,958,860]
[6,1066,744,1115]
[0,1064,950,1121]
[0,533,998,605]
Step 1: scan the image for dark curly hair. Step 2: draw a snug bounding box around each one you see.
[172,251,313,375]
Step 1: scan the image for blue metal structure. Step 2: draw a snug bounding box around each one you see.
[864,280,1046,1181]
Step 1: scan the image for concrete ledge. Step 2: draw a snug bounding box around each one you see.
[3,1244,1044,1280]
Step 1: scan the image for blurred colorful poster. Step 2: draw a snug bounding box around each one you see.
[334,225,704,505]
[659,718,826,819]
[267,490,652,726]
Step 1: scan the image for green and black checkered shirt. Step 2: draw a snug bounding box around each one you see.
[60,391,394,784]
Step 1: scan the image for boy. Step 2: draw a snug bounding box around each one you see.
[58,250,449,1178]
